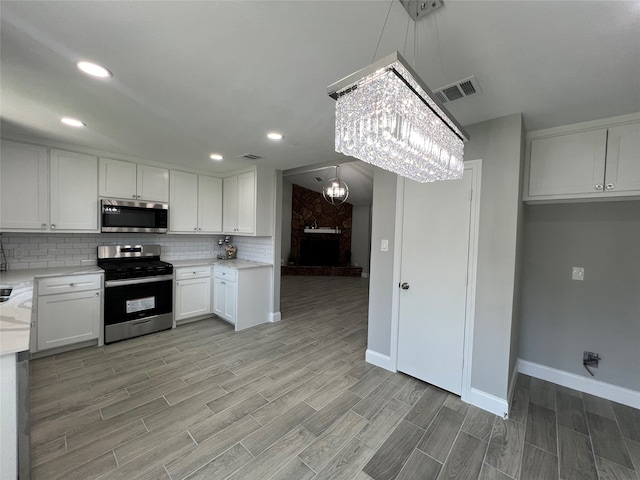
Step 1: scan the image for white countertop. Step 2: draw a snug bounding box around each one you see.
[169,258,272,270]
[0,266,103,356]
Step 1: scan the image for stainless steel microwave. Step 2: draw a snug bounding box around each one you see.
[101,199,168,233]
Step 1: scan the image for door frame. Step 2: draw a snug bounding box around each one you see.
[390,159,482,402]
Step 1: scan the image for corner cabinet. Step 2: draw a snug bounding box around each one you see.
[174,266,213,324]
[213,264,272,330]
[99,158,169,203]
[35,274,102,352]
[525,114,640,202]
[223,167,274,236]
[0,142,98,232]
[169,171,222,233]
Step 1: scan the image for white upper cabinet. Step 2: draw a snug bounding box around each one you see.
[0,140,48,230]
[0,142,98,232]
[525,115,639,202]
[169,171,222,233]
[198,175,223,233]
[99,158,169,202]
[50,150,99,231]
[223,168,273,236]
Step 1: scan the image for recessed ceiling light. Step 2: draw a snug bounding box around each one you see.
[210,153,223,161]
[77,61,112,78]
[267,132,283,140]
[61,117,86,127]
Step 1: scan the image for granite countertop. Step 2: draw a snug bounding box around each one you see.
[169,258,272,270]
[0,265,104,356]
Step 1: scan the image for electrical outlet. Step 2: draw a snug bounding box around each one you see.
[583,351,600,367]
[381,239,389,252]
[572,267,584,281]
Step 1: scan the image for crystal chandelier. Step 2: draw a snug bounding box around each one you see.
[322,165,349,205]
[327,51,469,183]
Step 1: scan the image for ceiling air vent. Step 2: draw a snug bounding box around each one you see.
[433,75,482,104]
[239,153,262,160]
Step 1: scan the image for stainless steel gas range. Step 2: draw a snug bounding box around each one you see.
[98,245,173,344]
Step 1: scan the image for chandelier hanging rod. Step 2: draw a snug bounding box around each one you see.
[327,51,469,142]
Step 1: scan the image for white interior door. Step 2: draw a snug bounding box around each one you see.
[397,166,475,395]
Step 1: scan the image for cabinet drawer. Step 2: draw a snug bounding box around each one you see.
[38,274,102,295]
[175,266,211,280]
[214,266,237,282]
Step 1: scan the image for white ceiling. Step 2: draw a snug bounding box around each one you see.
[2,1,639,201]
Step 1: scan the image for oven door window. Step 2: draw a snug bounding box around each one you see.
[104,280,172,326]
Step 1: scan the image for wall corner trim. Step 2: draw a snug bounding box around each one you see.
[464,388,510,418]
[517,359,640,409]
[270,312,281,323]
[365,349,395,372]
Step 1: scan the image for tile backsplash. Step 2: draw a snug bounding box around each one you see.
[0,233,274,269]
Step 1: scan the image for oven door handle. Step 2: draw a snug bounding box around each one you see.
[105,275,173,287]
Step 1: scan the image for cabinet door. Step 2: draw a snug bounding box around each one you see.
[137,165,169,202]
[236,171,256,234]
[213,278,236,324]
[0,141,49,230]
[528,129,607,197]
[198,175,223,233]
[37,290,101,351]
[169,171,199,232]
[222,175,239,233]
[50,150,98,231]
[175,277,212,321]
[99,158,137,199]
[604,122,640,194]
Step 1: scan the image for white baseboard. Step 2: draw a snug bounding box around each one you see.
[518,359,640,409]
[365,349,395,372]
[270,312,281,323]
[464,388,510,418]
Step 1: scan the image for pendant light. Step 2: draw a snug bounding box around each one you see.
[322,165,349,205]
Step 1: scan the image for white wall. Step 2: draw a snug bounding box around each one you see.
[519,201,640,391]
[366,113,525,405]
[351,204,371,276]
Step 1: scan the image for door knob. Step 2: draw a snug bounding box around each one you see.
[401,282,410,290]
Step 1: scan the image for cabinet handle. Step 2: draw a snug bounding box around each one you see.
[595,184,603,191]
[132,194,137,198]
[194,227,197,231]
[41,223,47,230]
[137,195,141,199]
[69,283,75,287]
[95,292,100,296]
[606,183,615,190]
[51,224,56,229]
[177,282,181,286]
[221,281,226,285]
[198,228,202,231]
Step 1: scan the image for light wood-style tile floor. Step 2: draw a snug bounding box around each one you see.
[30,276,640,480]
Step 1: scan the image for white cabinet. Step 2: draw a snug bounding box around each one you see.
[174,266,213,323]
[223,168,274,236]
[0,143,98,232]
[213,267,237,324]
[99,158,169,202]
[50,149,99,231]
[0,140,48,230]
[525,116,639,201]
[213,264,271,330]
[35,274,102,352]
[170,171,222,233]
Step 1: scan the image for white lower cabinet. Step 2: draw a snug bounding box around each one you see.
[35,274,102,352]
[174,266,213,323]
[213,265,271,330]
[213,275,237,324]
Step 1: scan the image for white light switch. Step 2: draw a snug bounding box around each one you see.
[572,267,584,281]
[380,239,389,252]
